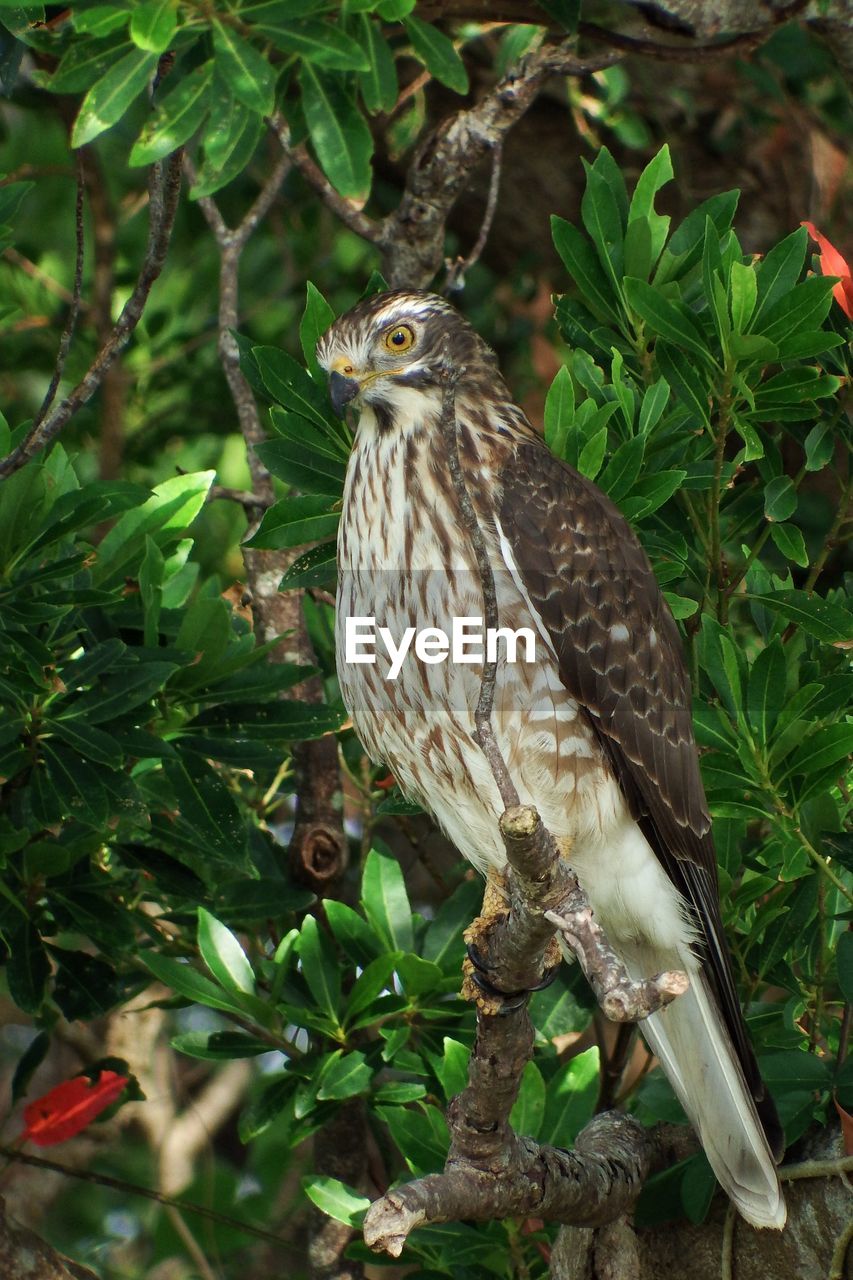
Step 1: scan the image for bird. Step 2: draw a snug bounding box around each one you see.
[316,288,786,1230]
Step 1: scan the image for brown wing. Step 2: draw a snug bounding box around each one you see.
[499,438,783,1158]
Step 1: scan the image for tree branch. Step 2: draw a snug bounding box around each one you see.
[0,151,183,480]
[33,154,85,429]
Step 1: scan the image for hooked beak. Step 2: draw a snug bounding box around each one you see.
[329,370,361,418]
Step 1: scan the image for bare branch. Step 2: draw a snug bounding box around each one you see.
[267,116,384,246]
[381,39,620,287]
[444,139,503,293]
[0,151,184,480]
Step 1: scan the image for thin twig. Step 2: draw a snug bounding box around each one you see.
[0,151,184,479]
[34,153,86,429]
[208,484,274,510]
[444,139,504,293]
[0,1146,299,1253]
[267,116,383,246]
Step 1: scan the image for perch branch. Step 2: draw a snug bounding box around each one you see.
[0,151,183,479]
[364,344,687,1259]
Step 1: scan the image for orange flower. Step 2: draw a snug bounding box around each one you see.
[801,221,853,320]
[21,1070,129,1147]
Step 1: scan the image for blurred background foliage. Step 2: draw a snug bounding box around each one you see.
[0,4,851,1279]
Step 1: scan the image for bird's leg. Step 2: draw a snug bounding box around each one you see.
[463,866,560,1013]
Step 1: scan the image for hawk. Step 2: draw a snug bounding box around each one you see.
[317,289,785,1230]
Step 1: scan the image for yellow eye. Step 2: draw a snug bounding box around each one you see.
[384,324,415,353]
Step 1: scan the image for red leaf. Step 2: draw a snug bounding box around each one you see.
[801,221,853,320]
[21,1070,129,1147]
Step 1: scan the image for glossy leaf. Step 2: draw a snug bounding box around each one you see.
[129,0,176,53]
[213,21,275,115]
[361,845,414,953]
[130,62,213,166]
[403,16,468,93]
[197,907,255,997]
[71,49,158,147]
[301,64,373,200]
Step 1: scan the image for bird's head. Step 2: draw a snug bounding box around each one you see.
[316,289,499,427]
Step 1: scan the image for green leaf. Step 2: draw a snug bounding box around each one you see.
[254,438,346,496]
[751,226,807,331]
[192,90,263,198]
[551,216,619,321]
[543,365,574,454]
[197,907,255,997]
[213,20,275,116]
[598,435,645,502]
[164,754,249,864]
[6,922,49,1014]
[258,19,369,71]
[729,260,757,332]
[763,476,797,523]
[71,49,159,147]
[279,541,337,591]
[638,377,670,434]
[243,496,339,550]
[663,592,699,620]
[94,470,214,585]
[624,278,711,364]
[143,952,257,1018]
[316,1050,372,1100]
[509,1061,546,1139]
[769,523,808,568]
[301,64,373,200]
[654,342,709,425]
[746,639,786,743]
[757,276,835,344]
[302,1176,370,1226]
[576,426,608,481]
[375,1103,449,1175]
[49,719,124,769]
[297,914,341,1021]
[786,724,853,778]
[431,1036,470,1102]
[58,661,178,724]
[804,421,835,473]
[252,345,336,429]
[621,469,685,520]
[403,16,468,93]
[358,16,397,113]
[130,62,213,166]
[421,878,482,974]
[325,900,383,967]
[300,281,336,372]
[541,1045,600,1145]
[345,953,400,1019]
[130,0,176,53]
[45,33,132,95]
[626,143,672,277]
[361,845,414,953]
[581,160,625,298]
[171,1030,271,1060]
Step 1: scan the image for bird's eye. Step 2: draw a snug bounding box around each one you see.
[384,324,415,352]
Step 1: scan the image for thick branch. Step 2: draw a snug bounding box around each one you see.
[365,1110,654,1257]
[379,39,619,288]
[0,151,183,479]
